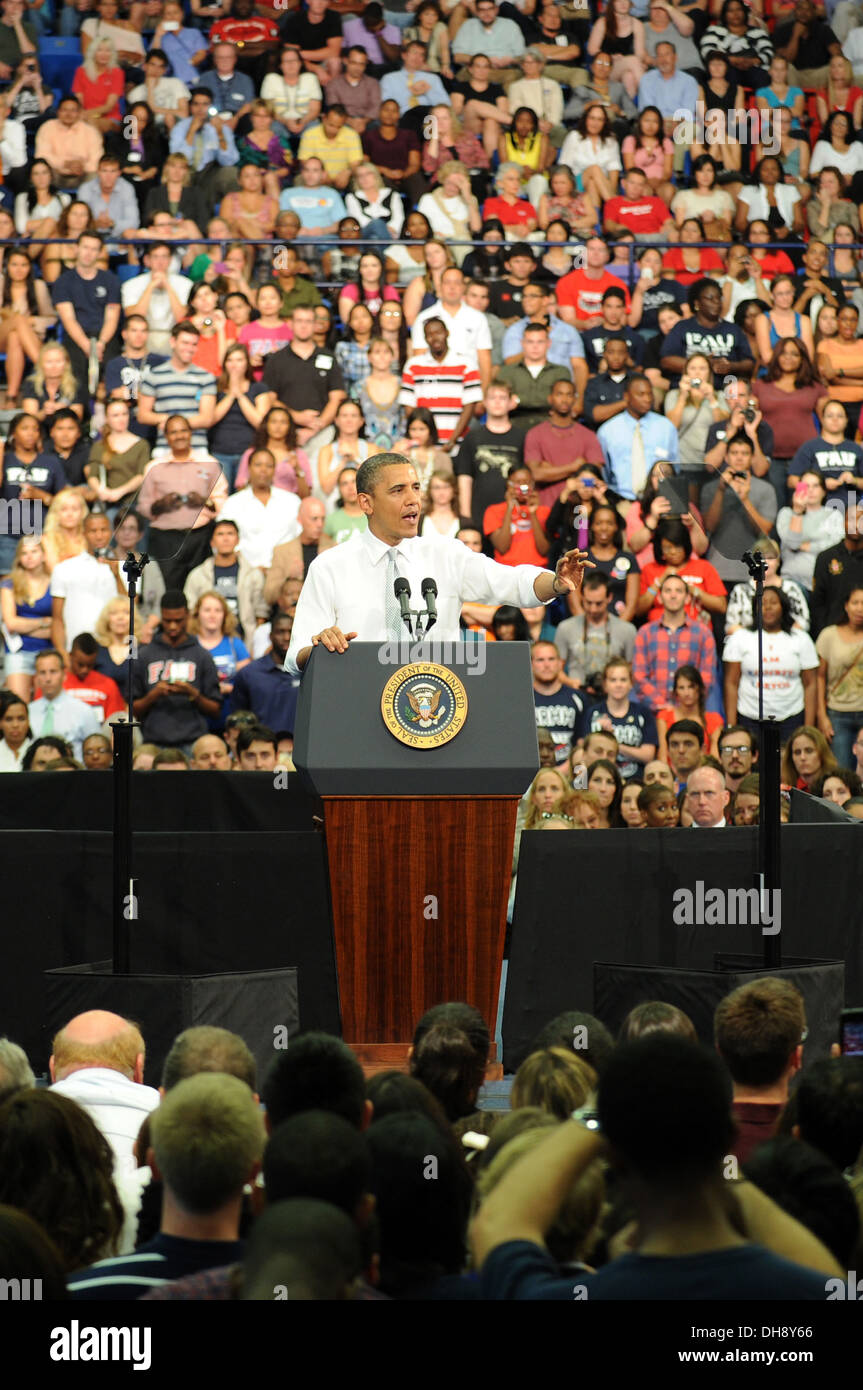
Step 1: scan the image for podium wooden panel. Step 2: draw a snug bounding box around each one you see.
[323,795,516,1060]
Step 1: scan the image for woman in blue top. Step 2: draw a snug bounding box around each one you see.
[755,55,805,127]
[753,274,815,370]
[189,590,250,732]
[0,535,52,700]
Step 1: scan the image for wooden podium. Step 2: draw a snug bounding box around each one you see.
[293,642,539,1067]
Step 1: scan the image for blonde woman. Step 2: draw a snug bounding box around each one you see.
[85,398,150,512]
[144,152,208,232]
[402,239,456,326]
[345,163,405,241]
[416,162,482,267]
[0,536,53,699]
[72,37,125,132]
[42,489,89,570]
[94,594,143,688]
[21,343,85,422]
[816,55,863,129]
[188,590,250,720]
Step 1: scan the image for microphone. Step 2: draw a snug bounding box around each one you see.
[421,577,438,635]
[394,575,413,635]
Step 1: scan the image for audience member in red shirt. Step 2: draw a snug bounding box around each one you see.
[64,634,125,721]
[483,465,551,568]
[603,168,675,241]
[557,235,631,330]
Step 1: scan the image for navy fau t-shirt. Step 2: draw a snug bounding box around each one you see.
[660,318,753,386]
[0,451,68,536]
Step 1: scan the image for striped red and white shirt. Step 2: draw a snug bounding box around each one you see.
[399,351,482,444]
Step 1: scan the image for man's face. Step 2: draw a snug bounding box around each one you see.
[300,499,325,541]
[85,517,112,554]
[160,606,188,644]
[165,419,193,452]
[404,43,425,70]
[31,745,62,770]
[148,247,171,276]
[270,617,294,662]
[687,770,730,826]
[424,320,448,357]
[213,43,235,73]
[645,792,679,827]
[582,584,609,623]
[719,733,754,781]
[440,270,464,307]
[622,172,647,202]
[212,523,238,558]
[464,283,489,314]
[51,419,80,454]
[458,528,483,553]
[627,379,653,417]
[603,296,627,328]
[604,340,630,375]
[70,648,98,682]
[484,387,512,420]
[322,109,345,139]
[77,237,102,270]
[99,163,120,191]
[656,41,676,73]
[173,332,198,366]
[248,452,275,490]
[190,94,211,121]
[661,577,688,616]
[697,283,722,319]
[521,285,547,320]
[346,48,367,78]
[192,736,230,770]
[522,330,549,364]
[531,644,561,686]
[586,238,607,270]
[292,309,316,342]
[726,442,752,475]
[668,733,701,775]
[507,253,534,283]
[476,0,497,26]
[241,740,276,770]
[36,657,65,700]
[644,759,674,788]
[115,515,142,552]
[58,100,80,127]
[145,55,167,80]
[549,380,575,418]
[604,665,630,702]
[83,736,112,769]
[585,734,617,767]
[124,319,149,353]
[358,463,421,542]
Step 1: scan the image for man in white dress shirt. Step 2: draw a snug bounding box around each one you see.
[219,449,301,570]
[285,452,590,674]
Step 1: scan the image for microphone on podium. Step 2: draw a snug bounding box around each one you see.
[394,576,413,635]
[421,577,438,635]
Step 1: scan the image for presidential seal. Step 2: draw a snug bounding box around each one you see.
[380,663,468,748]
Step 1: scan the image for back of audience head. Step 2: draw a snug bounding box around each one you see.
[792,1057,863,1172]
[50,1009,145,1083]
[511,1047,596,1120]
[714,977,806,1090]
[263,1111,373,1229]
[0,1205,68,1301]
[239,1199,363,1301]
[597,1035,735,1191]
[410,1003,490,1122]
[263,1032,369,1131]
[619,1001,697,1045]
[161,1025,256,1096]
[0,1037,35,1104]
[744,1136,860,1267]
[148,1072,265,1217]
[0,1089,123,1271]
[529,1011,615,1079]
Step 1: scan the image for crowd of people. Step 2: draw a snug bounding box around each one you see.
[0,990,860,1300]
[0,0,861,806]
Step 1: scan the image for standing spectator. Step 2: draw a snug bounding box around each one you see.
[62,631,125,725]
[484,464,550,568]
[411,264,492,390]
[262,305,347,455]
[496,324,571,431]
[219,448,302,569]
[702,434,778,587]
[531,640,591,765]
[555,571,636,694]
[579,657,657,781]
[230,614,301,731]
[184,516,267,644]
[456,382,527,524]
[0,412,67,575]
[132,591,222,751]
[815,585,863,766]
[138,322,217,452]
[0,535,52,699]
[50,232,120,393]
[777,469,846,592]
[28,648,102,759]
[188,590,250,728]
[135,417,227,590]
[400,318,482,450]
[50,511,125,656]
[632,572,717,710]
[724,587,819,742]
[556,235,630,331]
[787,399,863,512]
[715,978,806,1163]
[660,278,754,388]
[598,374,679,501]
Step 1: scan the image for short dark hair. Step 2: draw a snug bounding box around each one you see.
[529,1010,615,1077]
[714,977,806,1087]
[598,1035,735,1185]
[794,1057,863,1170]
[582,571,610,594]
[356,452,414,497]
[263,1111,371,1213]
[213,517,239,536]
[70,633,99,657]
[237,725,277,755]
[171,319,200,339]
[49,408,81,430]
[743,1136,860,1266]
[719,723,756,753]
[601,286,627,303]
[667,719,704,743]
[262,1032,366,1129]
[160,590,187,611]
[325,102,347,118]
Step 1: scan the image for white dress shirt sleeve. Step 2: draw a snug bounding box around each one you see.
[285,554,339,675]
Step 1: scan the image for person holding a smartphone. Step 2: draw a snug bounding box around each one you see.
[483,465,551,568]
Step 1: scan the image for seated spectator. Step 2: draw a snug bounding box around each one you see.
[49,1009,160,1176]
[132,590,222,750]
[498,107,551,211]
[536,165,598,239]
[72,36,125,135]
[169,88,240,209]
[0,1089,123,1274]
[236,405,312,497]
[361,98,423,202]
[189,734,232,770]
[715,976,807,1164]
[230,614,301,732]
[262,1031,370,1132]
[68,1073,264,1299]
[0,694,31,770]
[36,95,105,193]
[62,632,124,724]
[82,732,113,769]
[603,166,675,245]
[260,45,322,137]
[638,779,680,825]
[559,104,622,207]
[473,1034,837,1299]
[408,1001,490,1126]
[416,160,482,261]
[122,243,193,358]
[127,49,190,133]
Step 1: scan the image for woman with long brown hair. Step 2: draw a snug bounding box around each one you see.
[402,239,455,327]
[85,397,150,515]
[210,343,274,492]
[235,404,311,496]
[41,201,103,284]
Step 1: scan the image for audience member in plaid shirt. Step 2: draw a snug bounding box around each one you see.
[632,573,718,713]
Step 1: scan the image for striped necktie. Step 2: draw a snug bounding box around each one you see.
[385,549,405,640]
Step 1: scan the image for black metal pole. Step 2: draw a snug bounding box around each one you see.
[112,550,149,975]
[742,550,781,971]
